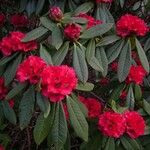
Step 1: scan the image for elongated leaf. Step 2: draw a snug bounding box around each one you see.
[88,56,103,72]
[6,82,27,100]
[22,26,48,42]
[0,52,19,66]
[40,17,55,31]
[52,26,63,50]
[135,38,149,72]
[118,40,131,82]
[121,136,134,150]
[96,47,108,76]
[19,86,35,130]
[51,102,67,150]
[2,101,16,125]
[33,112,53,145]
[74,2,94,15]
[76,82,94,91]
[52,41,70,65]
[73,45,88,83]
[67,96,88,141]
[126,85,134,110]
[71,17,87,24]
[36,0,45,15]
[143,99,150,115]
[86,39,96,62]
[104,138,115,150]
[36,92,51,118]
[107,40,124,63]
[134,84,142,101]
[96,35,120,47]
[4,53,22,86]
[80,23,113,39]
[40,44,53,65]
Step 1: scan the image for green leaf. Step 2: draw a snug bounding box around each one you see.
[76,82,94,91]
[33,112,53,145]
[134,84,142,101]
[71,17,87,24]
[40,44,53,65]
[88,56,103,72]
[67,96,88,141]
[22,26,48,42]
[126,85,135,110]
[40,17,55,31]
[52,41,70,65]
[96,47,108,76]
[135,38,149,72]
[107,40,124,63]
[0,52,19,66]
[121,136,134,150]
[19,86,35,130]
[86,39,96,62]
[118,40,131,82]
[4,53,22,86]
[36,0,45,15]
[143,99,150,116]
[36,92,51,118]
[74,2,94,15]
[51,102,67,150]
[5,82,27,100]
[2,101,16,125]
[80,23,113,39]
[96,35,120,47]
[73,44,88,83]
[52,26,63,50]
[104,138,115,150]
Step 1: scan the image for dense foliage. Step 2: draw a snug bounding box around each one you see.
[0,0,150,149]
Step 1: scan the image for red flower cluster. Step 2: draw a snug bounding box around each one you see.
[49,6,63,22]
[0,145,5,150]
[119,91,127,100]
[16,56,46,84]
[126,65,147,85]
[98,111,126,138]
[41,65,77,102]
[99,77,110,86]
[96,0,113,3]
[116,14,149,37]
[124,111,145,139]
[0,31,37,56]
[0,13,5,26]
[64,23,81,41]
[10,14,29,27]
[77,13,102,29]
[98,111,145,138]
[110,61,118,72]
[79,96,102,119]
[0,77,8,100]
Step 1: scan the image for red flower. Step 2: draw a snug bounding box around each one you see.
[41,65,77,102]
[0,13,5,26]
[119,91,127,100]
[124,111,145,139]
[116,14,148,37]
[8,99,15,108]
[0,31,37,56]
[0,145,5,150]
[99,77,110,86]
[0,77,8,100]
[96,0,113,3]
[49,6,63,22]
[110,61,118,72]
[126,65,147,85]
[64,23,81,41]
[79,96,102,119]
[63,104,69,120]
[10,14,29,27]
[77,13,102,29]
[98,111,126,138]
[16,56,46,84]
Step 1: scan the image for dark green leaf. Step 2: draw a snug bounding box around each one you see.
[22,26,48,42]
[104,138,115,150]
[80,23,113,39]
[126,85,134,110]
[67,96,88,141]
[76,82,94,91]
[143,99,150,116]
[19,86,35,130]
[36,0,45,15]
[134,84,142,101]
[121,136,134,150]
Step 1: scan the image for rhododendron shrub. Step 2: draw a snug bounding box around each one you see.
[0,0,150,149]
